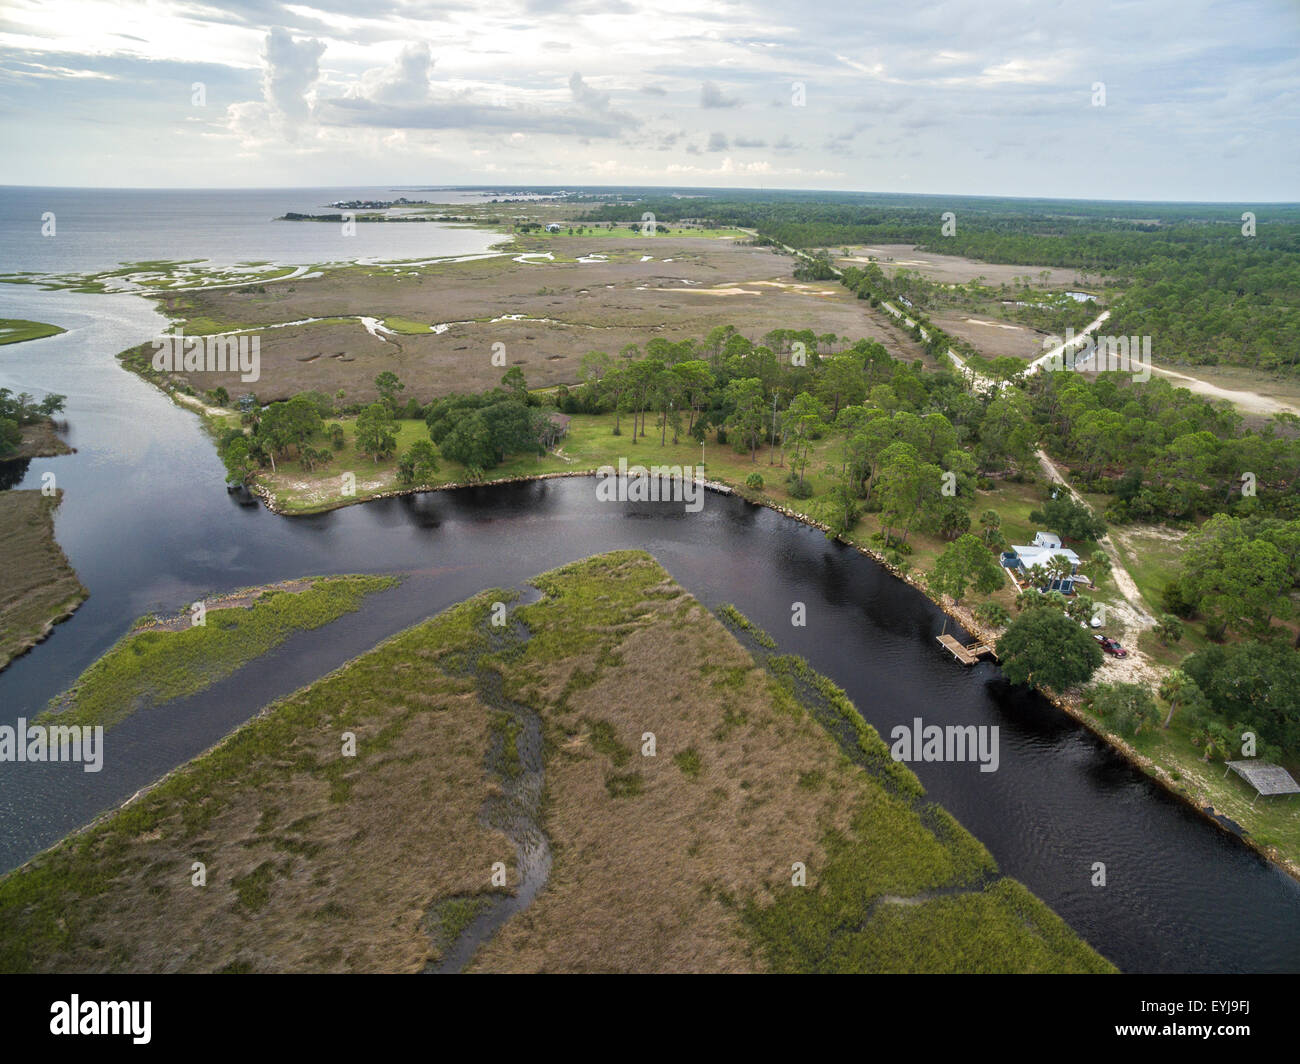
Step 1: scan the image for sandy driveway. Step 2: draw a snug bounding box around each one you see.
[1150,365,1300,417]
[1034,449,1164,687]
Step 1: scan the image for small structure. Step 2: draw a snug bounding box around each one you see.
[936,633,998,666]
[539,411,571,448]
[545,223,563,233]
[1002,530,1081,580]
[1224,761,1300,808]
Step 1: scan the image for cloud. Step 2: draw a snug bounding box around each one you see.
[361,42,433,103]
[317,96,626,137]
[701,80,740,108]
[569,71,610,111]
[261,26,325,124]
[706,131,729,151]
[733,136,766,147]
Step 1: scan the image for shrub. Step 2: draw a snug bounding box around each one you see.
[745,472,765,491]
[974,602,1011,628]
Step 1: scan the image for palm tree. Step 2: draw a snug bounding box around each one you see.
[1046,554,1074,586]
[1158,670,1195,729]
[979,508,1001,544]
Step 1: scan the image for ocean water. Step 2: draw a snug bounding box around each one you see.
[0,186,507,276]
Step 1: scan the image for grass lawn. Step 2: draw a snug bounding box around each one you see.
[1125,718,1300,860]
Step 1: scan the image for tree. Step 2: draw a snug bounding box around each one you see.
[876,443,942,547]
[996,609,1104,690]
[979,509,1002,545]
[930,533,1004,604]
[1153,614,1184,645]
[374,371,405,412]
[724,377,766,461]
[257,395,322,471]
[397,439,441,485]
[671,359,714,435]
[1087,682,1161,737]
[1179,514,1291,639]
[1030,494,1106,542]
[784,392,825,487]
[1183,642,1300,753]
[936,500,972,540]
[355,402,398,461]
[219,435,256,486]
[1157,669,1202,729]
[440,410,494,470]
[500,366,530,404]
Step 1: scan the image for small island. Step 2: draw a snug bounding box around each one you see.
[0,318,65,347]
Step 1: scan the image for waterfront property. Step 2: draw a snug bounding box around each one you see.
[1001,531,1082,590]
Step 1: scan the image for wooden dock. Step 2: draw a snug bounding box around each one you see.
[937,633,998,665]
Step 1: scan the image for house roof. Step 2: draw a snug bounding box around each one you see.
[548,412,571,428]
[1010,544,1081,567]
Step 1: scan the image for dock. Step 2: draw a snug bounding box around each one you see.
[936,633,998,665]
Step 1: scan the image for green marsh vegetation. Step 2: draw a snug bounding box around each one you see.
[42,574,399,730]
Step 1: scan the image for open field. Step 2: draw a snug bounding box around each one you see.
[0,551,1112,973]
[0,319,65,345]
[126,235,931,404]
[0,489,87,672]
[835,244,1092,288]
[929,309,1051,360]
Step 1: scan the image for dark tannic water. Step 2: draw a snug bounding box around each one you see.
[1,189,1299,974]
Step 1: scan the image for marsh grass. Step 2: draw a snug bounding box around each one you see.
[42,574,398,729]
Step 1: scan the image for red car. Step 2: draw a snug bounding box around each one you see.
[1095,634,1127,657]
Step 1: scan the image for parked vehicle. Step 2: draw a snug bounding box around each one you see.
[1095,634,1127,657]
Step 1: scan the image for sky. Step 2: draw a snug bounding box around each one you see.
[0,0,1297,200]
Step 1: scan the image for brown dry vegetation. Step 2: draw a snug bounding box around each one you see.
[927,309,1051,360]
[134,236,931,403]
[0,489,86,671]
[0,552,1109,973]
[836,244,1088,287]
[10,419,72,460]
[473,577,860,972]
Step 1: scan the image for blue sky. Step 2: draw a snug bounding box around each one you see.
[1,0,1296,199]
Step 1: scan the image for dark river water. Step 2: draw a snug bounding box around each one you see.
[1,283,1299,975]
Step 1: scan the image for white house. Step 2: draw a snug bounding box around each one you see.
[1002,531,1081,576]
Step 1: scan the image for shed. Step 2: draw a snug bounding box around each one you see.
[1224,761,1300,807]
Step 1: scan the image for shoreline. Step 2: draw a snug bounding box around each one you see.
[244,462,1300,886]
